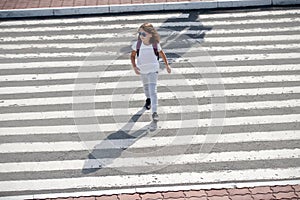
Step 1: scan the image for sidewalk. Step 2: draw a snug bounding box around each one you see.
[0,0,299,18]
[35,184,300,199]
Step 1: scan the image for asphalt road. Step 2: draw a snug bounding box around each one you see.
[0,6,299,199]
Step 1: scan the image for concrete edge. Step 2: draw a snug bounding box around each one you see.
[1,179,299,200]
[0,0,299,19]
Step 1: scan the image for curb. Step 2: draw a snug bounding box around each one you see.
[2,179,300,200]
[0,0,300,19]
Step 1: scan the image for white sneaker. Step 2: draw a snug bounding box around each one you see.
[152,112,159,121]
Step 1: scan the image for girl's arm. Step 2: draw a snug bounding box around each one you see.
[159,50,171,73]
[131,50,140,75]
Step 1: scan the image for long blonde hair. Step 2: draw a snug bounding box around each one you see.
[138,23,160,44]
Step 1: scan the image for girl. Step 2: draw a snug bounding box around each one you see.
[131,23,171,121]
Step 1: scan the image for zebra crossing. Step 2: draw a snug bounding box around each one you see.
[0,7,300,199]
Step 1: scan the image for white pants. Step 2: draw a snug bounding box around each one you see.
[140,72,158,113]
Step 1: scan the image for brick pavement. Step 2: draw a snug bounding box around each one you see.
[37,184,300,199]
[0,0,211,10]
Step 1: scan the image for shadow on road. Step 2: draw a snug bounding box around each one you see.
[81,10,214,174]
[82,108,157,174]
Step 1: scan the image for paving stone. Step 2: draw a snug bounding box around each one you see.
[120,0,132,4]
[131,0,143,4]
[74,197,95,200]
[230,194,253,200]
[85,0,97,6]
[140,192,163,200]
[271,185,294,193]
[249,186,273,194]
[292,185,300,192]
[206,189,229,197]
[51,0,63,7]
[109,0,121,5]
[97,0,109,5]
[118,193,141,200]
[252,193,275,200]
[273,191,298,199]
[95,195,118,200]
[207,196,231,200]
[295,190,300,198]
[280,199,299,200]
[227,188,251,195]
[184,190,207,198]
[161,191,185,199]
[186,197,207,200]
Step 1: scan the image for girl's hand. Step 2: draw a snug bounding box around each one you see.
[134,67,140,75]
[166,65,171,74]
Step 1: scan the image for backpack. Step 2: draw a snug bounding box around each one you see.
[136,39,159,60]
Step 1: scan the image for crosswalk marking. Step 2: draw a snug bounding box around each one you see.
[1,44,300,59]
[0,7,299,198]
[2,32,300,42]
[0,130,299,153]
[0,168,299,192]
[0,148,299,173]
[0,86,298,108]
[1,64,299,82]
[197,9,300,19]
[1,99,299,121]
[1,64,300,82]
[1,38,300,50]
[0,75,298,95]
[0,114,298,137]
[1,17,299,33]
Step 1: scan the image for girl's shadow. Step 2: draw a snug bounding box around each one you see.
[82,108,157,174]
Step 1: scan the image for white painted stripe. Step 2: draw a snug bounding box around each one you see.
[2,43,300,59]
[0,167,298,192]
[1,26,300,46]
[1,51,300,70]
[1,64,299,82]
[0,114,298,136]
[2,26,300,50]
[3,180,300,200]
[0,131,298,153]
[0,86,298,108]
[1,18,299,33]
[0,75,298,95]
[0,13,189,26]
[0,60,84,70]
[198,9,300,19]
[0,148,298,173]
[1,99,299,121]
[1,35,300,50]
[207,35,300,43]
[201,43,300,51]
[1,30,300,42]
[206,26,300,34]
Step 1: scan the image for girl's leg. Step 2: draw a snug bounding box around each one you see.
[140,73,151,109]
[148,72,158,113]
[140,73,150,99]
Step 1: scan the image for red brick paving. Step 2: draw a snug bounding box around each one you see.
[0,0,213,10]
[36,184,300,200]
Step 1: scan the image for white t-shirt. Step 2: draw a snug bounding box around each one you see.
[132,41,162,74]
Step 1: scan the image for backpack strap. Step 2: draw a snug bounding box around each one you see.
[152,43,159,60]
[136,40,159,60]
[136,39,142,57]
